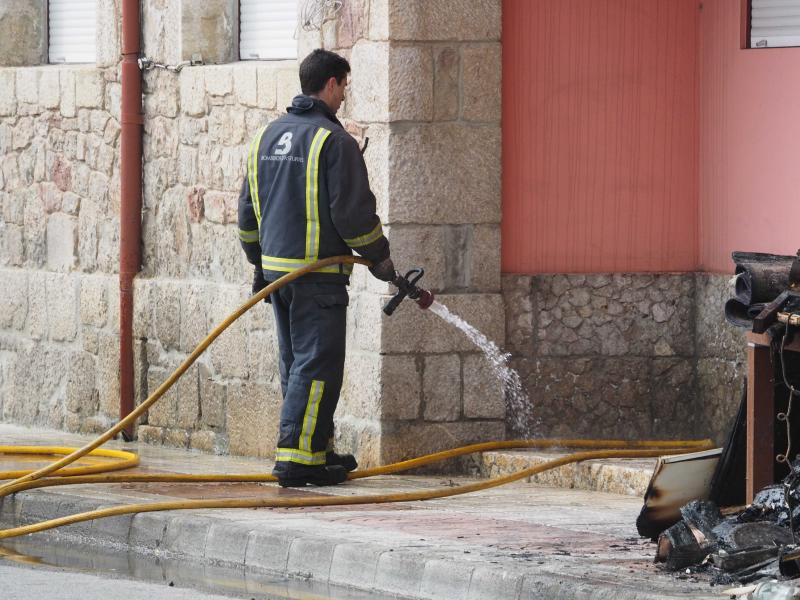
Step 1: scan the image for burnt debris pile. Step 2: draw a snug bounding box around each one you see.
[661,247,800,588]
[656,464,800,586]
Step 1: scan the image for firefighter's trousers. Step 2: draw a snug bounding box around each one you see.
[269,281,348,474]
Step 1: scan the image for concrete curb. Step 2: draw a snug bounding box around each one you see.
[0,489,718,600]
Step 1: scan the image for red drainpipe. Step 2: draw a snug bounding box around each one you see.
[119,0,143,440]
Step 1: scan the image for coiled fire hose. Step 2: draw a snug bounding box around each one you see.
[0,256,714,540]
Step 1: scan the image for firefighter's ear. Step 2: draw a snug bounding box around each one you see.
[324,76,338,93]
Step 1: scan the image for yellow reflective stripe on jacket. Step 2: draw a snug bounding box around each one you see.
[343,222,384,248]
[247,129,259,226]
[299,380,325,453]
[239,229,259,243]
[304,127,331,261]
[261,255,354,275]
[247,125,269,230]
[275,447,326,465]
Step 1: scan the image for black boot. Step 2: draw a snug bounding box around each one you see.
[275,464,348,488]
[326,451,358,472]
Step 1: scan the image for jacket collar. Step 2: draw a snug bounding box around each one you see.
[287,94,343,128]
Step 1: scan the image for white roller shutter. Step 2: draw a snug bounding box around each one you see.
[240,0,298,60]
[751,0,800,48]
[48,0,96,63]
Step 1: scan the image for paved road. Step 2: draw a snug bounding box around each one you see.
[0,537,394,600]
[0,563,241,600]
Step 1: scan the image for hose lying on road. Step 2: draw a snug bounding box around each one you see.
[0,256,715,540]
[0,447,139,480]
[0,439,713,540]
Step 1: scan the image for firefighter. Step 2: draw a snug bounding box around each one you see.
[237,49,395,487]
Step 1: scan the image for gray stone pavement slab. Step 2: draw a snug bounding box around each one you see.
[0,424,720,599]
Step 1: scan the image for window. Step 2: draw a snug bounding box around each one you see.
[750,0,800,48]
[48,0,96,63]
[240,0,298,60]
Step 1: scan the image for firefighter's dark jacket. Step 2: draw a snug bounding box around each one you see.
[238,95,390,284]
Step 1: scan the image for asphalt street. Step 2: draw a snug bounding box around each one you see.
[0,562,241,600]
[0,535,398,600]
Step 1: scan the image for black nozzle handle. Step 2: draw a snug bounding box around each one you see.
[383,292,406,316]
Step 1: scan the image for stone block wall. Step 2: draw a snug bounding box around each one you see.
[0,0,308,457]
[503,272,747,444]
[0,60,123,433]
[695,273,748,443]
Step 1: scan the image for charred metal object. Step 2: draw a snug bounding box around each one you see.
[777,293,800,330]
[725,250,800,331]
[655,498,793,578]
[654,500,722,570]
[655,519,711,571]
[779,545,800,577]
[752,289,800,334]
[383,268,434,316]
[712,546,784,573]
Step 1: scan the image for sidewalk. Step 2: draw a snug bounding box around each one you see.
[0,424,720,600]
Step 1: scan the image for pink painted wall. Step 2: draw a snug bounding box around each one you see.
[502,0,699,274]
[699,0,800,273]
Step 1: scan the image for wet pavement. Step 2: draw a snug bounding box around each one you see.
[0,536,396,599]
[0,424,720,599]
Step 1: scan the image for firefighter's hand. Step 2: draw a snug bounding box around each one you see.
[369,257,396,282]
[252,266,271,303]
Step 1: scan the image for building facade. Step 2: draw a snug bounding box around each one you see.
[0,0,795,464]
[0,0,504,467]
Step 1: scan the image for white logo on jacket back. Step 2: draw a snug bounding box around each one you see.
[274,132,293,155]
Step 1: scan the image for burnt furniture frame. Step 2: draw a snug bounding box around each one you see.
[747,330,800,502]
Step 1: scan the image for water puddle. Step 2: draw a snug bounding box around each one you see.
[0,538,395,600]
[428,301,538,437]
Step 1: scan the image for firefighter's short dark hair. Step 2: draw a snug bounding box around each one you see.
[299,49,351,95]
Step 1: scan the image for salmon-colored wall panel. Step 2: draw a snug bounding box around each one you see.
[699,0,800,273]
[502,0,699,274]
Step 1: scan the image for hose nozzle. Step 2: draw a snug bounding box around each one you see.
[383,268,434,316]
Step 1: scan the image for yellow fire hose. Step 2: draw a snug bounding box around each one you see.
[0,256,715,540]
[0,441,712,540]
[0,447,139,480]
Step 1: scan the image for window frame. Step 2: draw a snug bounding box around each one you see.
[741,0,751,49]
[743,0,800,50]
